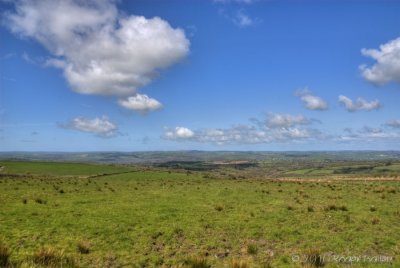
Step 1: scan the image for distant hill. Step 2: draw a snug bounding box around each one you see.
[0,151,400,164]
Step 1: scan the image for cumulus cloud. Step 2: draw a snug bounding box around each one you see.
[295,88,328,111]
[5,0,189,111]
[360,37,400,85]
[61,116,118,137]
[385,119,400,128]
[118,94,162,114]
[164,127,195,139]
[338,95,381,112]
[164,113,323,145]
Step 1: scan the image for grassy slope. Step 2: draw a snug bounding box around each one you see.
[0,164,399,267]
[0,161,135,176]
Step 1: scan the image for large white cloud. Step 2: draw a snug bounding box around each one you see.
[62,116,118,138]
[360,37,400,85]
[295,88,328,111]
[118,94,162,114]
[338,95,381,112]
[5,0,189,109]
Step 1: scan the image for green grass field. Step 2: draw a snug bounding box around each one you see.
[0,161,135,177]
[0,161,399,267]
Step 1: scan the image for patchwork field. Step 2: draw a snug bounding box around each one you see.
[0,161,399,267]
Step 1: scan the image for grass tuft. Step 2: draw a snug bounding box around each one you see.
[185,256,211,268]
[325,204,347,211]
[34,197,47,205]
[371,217,380,225]
[247,244,258,255]
[0,242,10,267]
[33,246,76,267]
[214,204,224,211]
[77,240,91,254]
[231,259,249,268]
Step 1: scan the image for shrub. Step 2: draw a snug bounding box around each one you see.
[247,244,258,255]
[307,205,314,212]
[0,242,10,267]
[231,259,249,268]
[77,240,91,254]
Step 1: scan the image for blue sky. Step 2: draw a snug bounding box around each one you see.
[1,0,400,151]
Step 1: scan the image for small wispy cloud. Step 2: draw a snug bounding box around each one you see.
[0,52,15,60]
[295,88,328,111]
[337,126,400,142]
[213,0,257,4]
[60,116,118,138]
[338,95,381,112]
[216,0,260,29]
[265,113,313,128]
[233,9,255,27]
[118,94,163,114]
[385,119,400,128]
[21,51,36,64]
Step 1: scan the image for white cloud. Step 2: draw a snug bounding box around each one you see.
[385,119,400,128]
[165,127,194,139]
[118,94,162,114]
[338,95,381,112]
[295,88,328,111]
[266,113,312,128]
[360,37,400,85]
[62,116,118,138]
[5,0,189,111]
